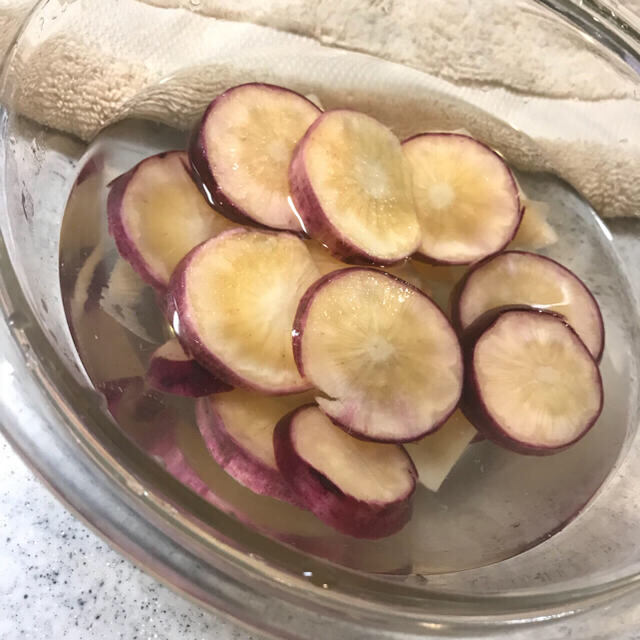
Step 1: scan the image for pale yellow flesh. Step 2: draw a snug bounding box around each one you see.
[208,389,316,469]
[459,252,602,358]
[154,337,189,362]
[509,198,558,250]
[305,240,424,289]
[124,151,234,285]
[303,270,462,439]
[294,406,413,502]
[475,312,601,446]
[405,410,476,492]
[186,231,320,391]
[204,85,319,230]
[403,135,519,263]
[304,111,420,261]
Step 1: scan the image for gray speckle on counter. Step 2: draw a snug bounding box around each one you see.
[0,434,258,640]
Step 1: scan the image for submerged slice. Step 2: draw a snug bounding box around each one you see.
[274,404,417,538]
[107,150,234,290]
[196,390,315,505]
[461,307,603,454]
[452,251,604,360]
[170,228,320,394]
[190,83,321,231]
[290,110,420,264]
[402,133,521,264]
[405,410,477,492]
[509,198,558,250]
[294,268,463,441]
[146,338,231,397]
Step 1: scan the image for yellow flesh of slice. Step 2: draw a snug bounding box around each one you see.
[509,198,558,250]
[293,406,413,503]
[154,338,190,362]
[459,252,601,357]
[186,231,320,391]
[303,270,462,439]
[405,410,476,492]
[475,312,601,446]
[125,152,234,285]
[209,389,316,469]
[205,86,319,229]
[304,112,420,261]
[403,135,518,263]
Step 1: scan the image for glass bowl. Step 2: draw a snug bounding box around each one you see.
[1,0,640,637]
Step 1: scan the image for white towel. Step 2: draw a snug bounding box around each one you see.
[1,0,639,217]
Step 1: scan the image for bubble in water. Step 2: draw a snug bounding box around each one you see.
[7,311,29,330]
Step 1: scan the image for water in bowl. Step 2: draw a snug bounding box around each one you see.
[58,108,633,576]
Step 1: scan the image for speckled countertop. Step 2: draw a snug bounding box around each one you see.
[0,435,256,640]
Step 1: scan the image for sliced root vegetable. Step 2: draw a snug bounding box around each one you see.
[405,410,476,492]
[293,268,463,441]
[451,251,604,361]
[274,404,417,538]
[99,376,223,502]
[305,240,424,289]
[509,198,558,250]
[170,228,319,394]
[146,338,232,397]
[402,133,521,264]
[107,150,235,291]
[196,390,316,505]
[460,307,603,454]
[99,256,160,344]
[289,110,420,264]
[189,83,321,231]
[70,243,107,322]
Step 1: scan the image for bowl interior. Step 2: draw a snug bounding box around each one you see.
[2,0,640,616]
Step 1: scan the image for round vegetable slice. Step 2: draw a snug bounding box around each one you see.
[402,133,522,264]
[274,404,417,538]
[460,307,603,454]
[107,150,234,290]
[189,83,321,231]
[170,228,319,394]
[451,250,604,361]
[293,268,463,441]
[196,390,315,505]
[289,110,421,264]
[146,338,231,397]
[402,133,521,264]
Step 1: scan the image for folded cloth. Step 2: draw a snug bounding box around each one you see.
[1,0,639,217]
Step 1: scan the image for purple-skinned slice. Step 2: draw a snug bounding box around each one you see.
[195,390,316,506]
[460,306,603,455]
[289,110,420,264]
[146,338,232,397]
[189,83,321,231]
[273,404,417,538]
[402,133,522,264]
[107,150,235,291]
[450,250,604,361]
[293,267,463,442]
[169,228,319,394]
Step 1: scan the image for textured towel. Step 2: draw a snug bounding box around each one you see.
[1,0,639,217]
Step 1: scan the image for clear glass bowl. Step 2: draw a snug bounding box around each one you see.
[1,1,640,637]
